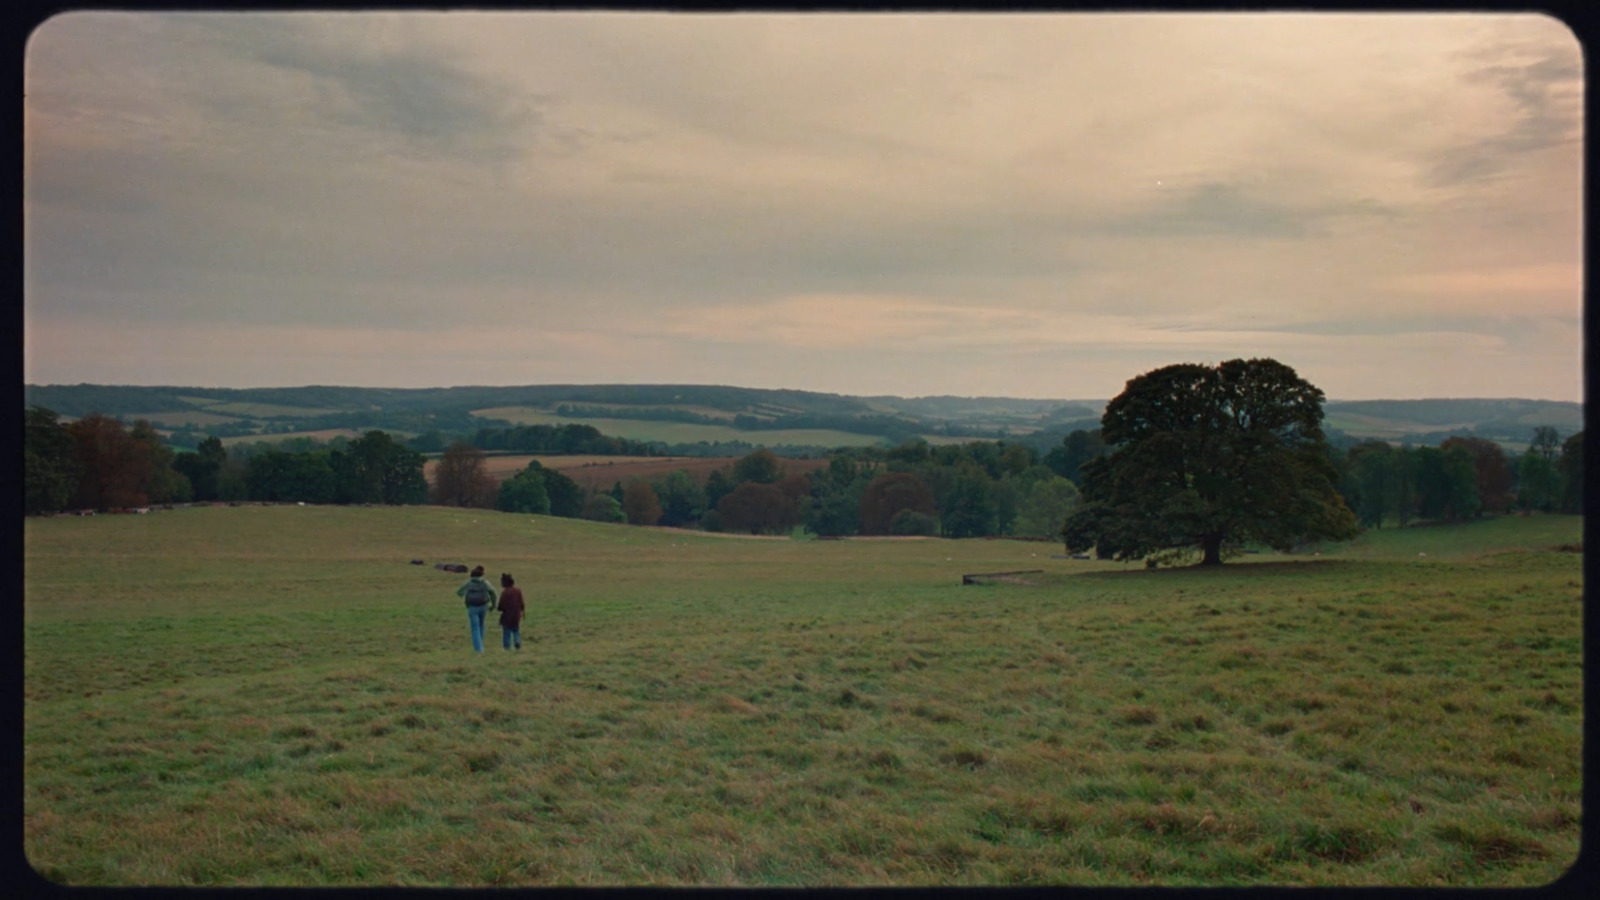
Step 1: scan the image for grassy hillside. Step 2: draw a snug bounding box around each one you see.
[23,383,1581,454]
[471,407,887,448]
[218,429,368,447]
[1325,399,1581,429]
[1323,399,1581,446]
[24,508,1581,886]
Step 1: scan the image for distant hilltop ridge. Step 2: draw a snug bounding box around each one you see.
[22,382,1581,451]
[21,381,1579,408]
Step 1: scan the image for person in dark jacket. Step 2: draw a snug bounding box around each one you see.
[456,565,498,653]
[498,572,526,650]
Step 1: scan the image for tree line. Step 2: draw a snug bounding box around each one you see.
[24,407,430,513]
[549,403,949,442]
[25,398,1583,543]
[407,422,659,456]
[416,438,1090,539]
[1058,359,1584,567]
[1337,429,1582,526]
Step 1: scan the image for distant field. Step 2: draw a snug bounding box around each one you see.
[189,401,342,418]
[554,402,743,422]
[546,456,831,491]
[472,407,883,448]
[529,455,679,469]
[1324,415,1536,452]
[1325,413,1570,448]
[23,509,1581,886]
[123,411,246,427]
[1324,414,1477,439]
[422,455,529,485]
[218,429,367,447]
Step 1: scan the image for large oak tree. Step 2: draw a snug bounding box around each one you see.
[1061,358,1358,566]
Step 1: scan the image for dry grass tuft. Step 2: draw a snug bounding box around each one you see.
[716,695,761,716]
[941,748,988,769]
[1118,705,1159,725]
[1433,822,1550,865]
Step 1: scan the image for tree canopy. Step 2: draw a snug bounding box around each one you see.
[24,406,81,515]
[733,448,784,485]
[858,471,937,535]
[717,482,798,535]
[496,468,551,515]
[621,480,663,526]
[1061,358,1358,566]
[1557,431,1583,514]
[431,442,498,508]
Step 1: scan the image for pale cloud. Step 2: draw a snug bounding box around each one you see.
[22,11,1583,401]
[1378,264,1581,300]
[660,294,1034,350]
[23,314,677,389]
[651,293,1527,367]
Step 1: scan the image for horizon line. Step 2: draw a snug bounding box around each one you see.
[21,380,1583,407]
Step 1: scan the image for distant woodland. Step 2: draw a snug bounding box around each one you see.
[21,382,1579,455]
[23,382,1583,544]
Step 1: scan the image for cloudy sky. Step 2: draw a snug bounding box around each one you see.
[23,11,1583,401]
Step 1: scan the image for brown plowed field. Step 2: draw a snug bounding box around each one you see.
[424,455,831,491]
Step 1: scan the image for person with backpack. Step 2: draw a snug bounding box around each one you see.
[456,565,498,653]
[497,572,525,650]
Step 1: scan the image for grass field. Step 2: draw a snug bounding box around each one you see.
[218,428,369,447]
[1321,414,1537,452]
[1322,413,1477,439]
[122,411,247,427]
[188,400,341,417]
[23,509,1582,886]
[545,402,745,422]
[471,407,888,448]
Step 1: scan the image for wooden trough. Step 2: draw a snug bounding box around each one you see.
[961,569,1044,585]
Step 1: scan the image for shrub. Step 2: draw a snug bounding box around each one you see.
[889,509,940,536]
[581,493,625,523]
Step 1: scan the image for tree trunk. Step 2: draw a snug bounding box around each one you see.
[1200,534,1223,566]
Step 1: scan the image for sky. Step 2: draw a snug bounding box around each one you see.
[22,11,1584,402]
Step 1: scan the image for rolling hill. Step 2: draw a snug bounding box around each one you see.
[22,382,1582,455]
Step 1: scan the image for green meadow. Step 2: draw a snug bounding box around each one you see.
[470,406,890,448]
[183,399,341,418]
[23,507,1582,887]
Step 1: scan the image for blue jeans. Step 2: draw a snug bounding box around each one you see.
[466,604,488,652]
[502,627,521,650]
